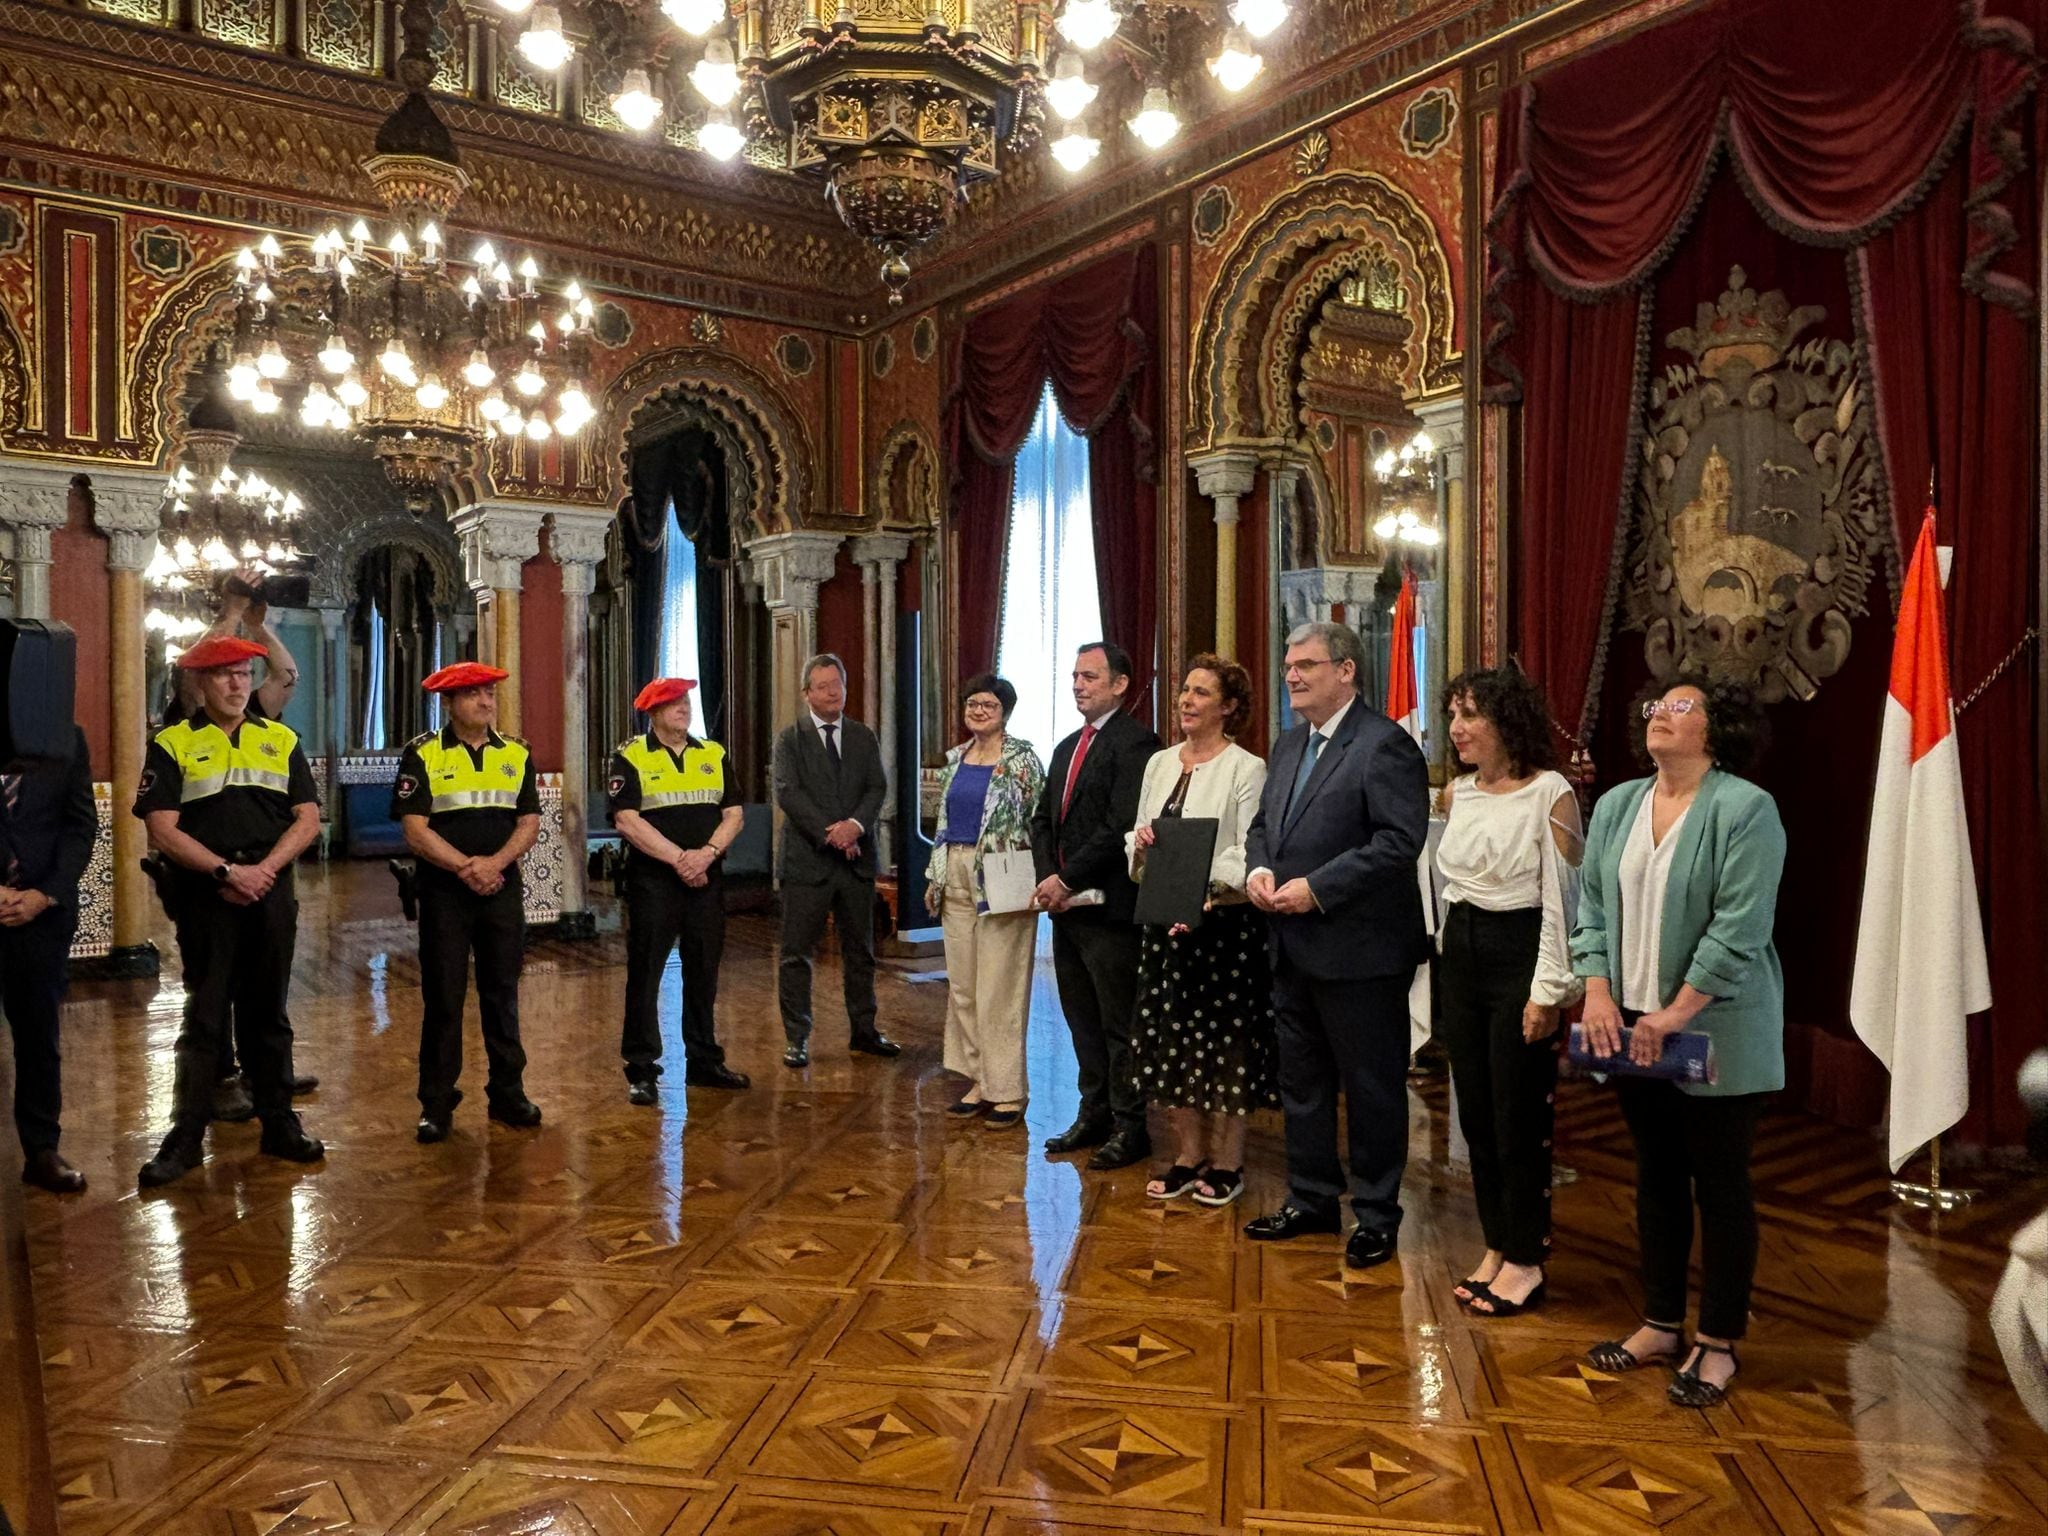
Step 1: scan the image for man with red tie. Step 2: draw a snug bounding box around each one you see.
[1030,641,1161,1169]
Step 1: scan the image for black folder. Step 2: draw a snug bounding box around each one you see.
[1133,817,1220,930]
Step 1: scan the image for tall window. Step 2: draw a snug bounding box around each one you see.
[360,598,387,750]
[997,382,1101,762]
[657,499,702,685]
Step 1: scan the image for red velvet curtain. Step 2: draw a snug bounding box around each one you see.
[1486,0,2047,1146]
[944,246,1160,706]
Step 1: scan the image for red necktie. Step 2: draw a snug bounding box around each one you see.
[1060,722,1098,821]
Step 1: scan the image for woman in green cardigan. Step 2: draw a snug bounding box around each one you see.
[1571,679,1785,1409]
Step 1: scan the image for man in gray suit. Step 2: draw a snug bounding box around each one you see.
[773,653,899,1069]
[1243,621,1429,1269]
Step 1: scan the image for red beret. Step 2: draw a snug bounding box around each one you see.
[633,677,698,712]
[422,662,510,694]
[175,636,269,672]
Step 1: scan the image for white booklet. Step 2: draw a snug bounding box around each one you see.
[978,849,1039,914]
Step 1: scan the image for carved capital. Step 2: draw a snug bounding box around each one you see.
[83,469,172,573]
[849,532,914,570]
[743,530,843,615]
[547,508,613,599]
[1188,449,1262,502]
[0,459,79,540]
[451,502,547,595]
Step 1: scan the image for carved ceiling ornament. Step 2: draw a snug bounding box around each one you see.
[1191,173,1458,450]
[870,420,941,529]
[1292,130,1332,178]
[1627,266,1881,703]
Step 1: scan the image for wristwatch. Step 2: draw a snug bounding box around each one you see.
[212,862,231,884]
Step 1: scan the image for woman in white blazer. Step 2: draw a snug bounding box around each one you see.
[1125,654,1276,1208]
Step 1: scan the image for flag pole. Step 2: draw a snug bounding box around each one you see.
[1890,1132,1980,1210]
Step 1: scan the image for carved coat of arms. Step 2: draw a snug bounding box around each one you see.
[1626,267,1882,702]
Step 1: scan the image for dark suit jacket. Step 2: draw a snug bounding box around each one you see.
[0,725,96,927]
[1245,700,1429,981]
[1030,710,1161,925]
[773,715,887,883]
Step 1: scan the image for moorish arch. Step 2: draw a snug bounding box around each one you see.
[603,347,816,538]
[134,253,261,470]
[870,419,941,529]
[1191,171,1459,450]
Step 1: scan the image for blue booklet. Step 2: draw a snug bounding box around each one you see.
[1568,1023,1717,1085]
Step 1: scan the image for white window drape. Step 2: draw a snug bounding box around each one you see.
[657,498,703,685]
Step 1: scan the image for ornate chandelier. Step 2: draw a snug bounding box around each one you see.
[144,365,312,652]
[1373,430,1440,548]
[221,0,595,514]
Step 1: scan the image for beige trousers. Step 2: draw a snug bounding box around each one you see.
[940,853,1036,1104]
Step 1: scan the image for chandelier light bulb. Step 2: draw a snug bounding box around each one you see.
[201,537,236,568]
[240,539,265,562]
[335,254,357,283]
[318,334,354,375]
[416,373,450,410]
[1374,450,1397,476]
[489,0,533,12]
[698,105,745,160]
[518,5,575,70]
[526,321,548,343]
[348,218,371,248]
[461,274,485,302]
[463,349,496,388]
[299,387,331,428]
[173,536,198,566]
[557,380,591,418]
[1128,86,1181,149]
[233,247,257,276]
[564,279,584,302]
[514,360,547,398]
[691,36,741,106]
[145,544,178,582]
[1411,430,1434,456]
[257,233,282,261]
[1046,53,1098,120]
[252,281,276,306]
[228,355,259,400]
[493,260,514,287]
[1208,27,1263,92]
[575,295,595,319]
[379,340,416,388]
[502,406,526,436]
[256,339,289,380]
[1055,0,1119,49]
[1050,129,1101,172]
[479,389,509,421]
[267,541,290,563]
[524,413,552,442]
[420,222,442,252]
[661,0,724,36]
[612,68,664,131]
[1228,0,1289,38]
[388,229,412,262]
[471,240,498,267]
[337,374,369,408]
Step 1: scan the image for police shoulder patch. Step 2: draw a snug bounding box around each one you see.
[607,774,628,796]
[137,769,157,795]
[395,774,419,798]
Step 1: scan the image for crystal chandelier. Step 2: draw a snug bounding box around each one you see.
[1373,431,1441,548]
[219,0,595,515]
[143,363,312,654]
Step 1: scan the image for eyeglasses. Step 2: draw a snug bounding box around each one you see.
[963,698,1003,714]
[1283,658,1336,677]
[1641,698,1700,719]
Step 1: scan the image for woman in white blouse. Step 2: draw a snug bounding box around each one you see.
[1125,655,1274,1208]
[1435,667,1583,1317]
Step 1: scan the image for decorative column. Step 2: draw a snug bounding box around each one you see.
[1413,396,1468,686]
[450,502,544,735]
[851,533,913,862]
[89,470,168,976]
[0,459,81,620]
[316,606,346,815]
[743,531,844,876]
[1188,450,1261,653]
[548,507,613,940]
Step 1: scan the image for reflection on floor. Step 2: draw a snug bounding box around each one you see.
[29,862,2048,1533]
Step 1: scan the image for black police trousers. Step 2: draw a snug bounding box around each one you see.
[167,874,297,1130]
[417,874,527,1112]
[0,910,77,1154]
[622,869,726,1079]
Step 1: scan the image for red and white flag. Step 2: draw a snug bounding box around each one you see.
[1851,509,1991,1173]
[1387,567,1421,742]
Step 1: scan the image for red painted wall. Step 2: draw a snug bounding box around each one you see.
[815,544,867,715]
[518,535,565,772]
[49,485,112,777]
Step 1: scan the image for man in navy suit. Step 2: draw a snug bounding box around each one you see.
[0,723,98,1193]
[1244,621,1429,1267]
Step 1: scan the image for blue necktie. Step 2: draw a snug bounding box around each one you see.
[1284,731,1323,826]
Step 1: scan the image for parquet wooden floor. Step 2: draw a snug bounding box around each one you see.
[25,863,2048,1534]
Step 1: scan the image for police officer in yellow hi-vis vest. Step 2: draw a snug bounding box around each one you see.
[133,636,326,1189]
[391,662,543,1142]
[609,677,748,1099]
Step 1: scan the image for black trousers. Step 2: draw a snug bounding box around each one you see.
[0,911,76,1154]
[167,874,296,1129]
[622,870,726,1077]
[1437,904,1558,1265]
[417,875,527,1112]
[1273,965,1411,1233]
[1615,1072,1767,1339]
[1051,916,1145,1133]
[777,863,878,1045]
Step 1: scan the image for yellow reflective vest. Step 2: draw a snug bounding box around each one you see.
[616,733,728,808]
[410,731,532,814]
[154,715,298,803]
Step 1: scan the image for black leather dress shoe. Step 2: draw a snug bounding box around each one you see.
[1086,1128,1152,1171]
[22,1150,86,1194]
[783,1043,810,1069]
[258,1115,326,1164]
[1043,1117,1112,1155]
[850,1032,901,1058]
[416,1111,451,1144]
[287,1072,320,1096]
[488,1096,544,1128]
[627,1079,659,1105]
[684,1062,751,1090]
[1242,1204,1342,1241]
[212,1075,256,1123]
[1344,1226,1398,1269]
[139,1126,206,1189]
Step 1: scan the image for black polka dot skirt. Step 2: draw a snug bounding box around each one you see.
[1132,902,1279,1114]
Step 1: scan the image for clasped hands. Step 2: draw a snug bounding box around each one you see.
[670,846,716,887]
[1246,869,1316,916]
[452,854,506,897]
[218,863,277,906]
[0,885,54,926]
[1579,992,1683,1067]
[823,819,862,858]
